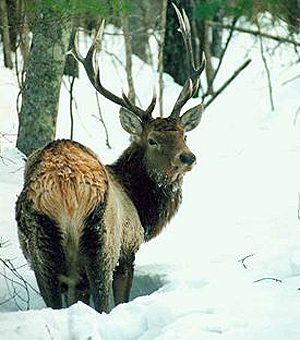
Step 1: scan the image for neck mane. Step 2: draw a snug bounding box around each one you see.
[107,143,182,241]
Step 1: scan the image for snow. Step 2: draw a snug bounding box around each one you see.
[1,22,300,339]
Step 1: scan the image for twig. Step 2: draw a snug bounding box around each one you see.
[0,294,16,306]
[253,277,282,283]
[102,49,125,68]
[282,74,300,86]
[238,253,255,269]
[257,21,275,111]
[94,92,111,149]
[0,256,40,310]
[45,324,54,340]
[204,59,252,108]
[0,237,10,248]
[0,154,16,165]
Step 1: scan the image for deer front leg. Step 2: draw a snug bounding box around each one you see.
[112,254,135,306]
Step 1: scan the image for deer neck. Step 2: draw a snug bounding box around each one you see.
[107,144,182,241]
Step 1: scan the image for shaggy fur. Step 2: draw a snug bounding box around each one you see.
[16,139,144,312]
[108,144,182,241]
[16,116,196,312]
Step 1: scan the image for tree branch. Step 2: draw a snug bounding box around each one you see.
[206,21,300,47]
[253,277,282,283]
[238,253,255,269]
[93,92,111,149]
[204,59,252,108]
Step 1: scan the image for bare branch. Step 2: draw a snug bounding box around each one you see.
[206,21,300,48]
[204,59,252,108]
[238,253,255,269]
[0,255,40,310]
[282,74,300,86]
[253,277,282,283]
[94,92,111,149]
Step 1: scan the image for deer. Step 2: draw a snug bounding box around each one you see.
[15,5,205,313]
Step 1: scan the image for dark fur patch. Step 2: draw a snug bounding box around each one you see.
[108,145,182,241]
[80,198,107,259]
[15,192,66,308]
[80,197,112,312]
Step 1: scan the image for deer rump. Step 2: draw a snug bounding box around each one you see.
[16,139,143,312]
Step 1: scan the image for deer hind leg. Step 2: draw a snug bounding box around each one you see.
[16,201,65,309]
[81,202,112,313]
[32,212,66,309]
[113,254,135,306]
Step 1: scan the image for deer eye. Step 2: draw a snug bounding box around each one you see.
[148,138,158,147]
[184,135,187,142]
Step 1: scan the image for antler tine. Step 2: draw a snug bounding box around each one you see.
[170,4,205,119]
[71,20,155,122]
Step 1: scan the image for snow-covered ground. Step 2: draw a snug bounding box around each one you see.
[1,21,300,339]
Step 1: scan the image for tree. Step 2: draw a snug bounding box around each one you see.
[16,6,73,156]
[163,0,195,86]
[14,0,115,156]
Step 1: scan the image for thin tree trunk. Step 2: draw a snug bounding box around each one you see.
[158,0,167,117]
[16,9,72,156]
[0,0,13,69]
[120,10,136,103]
[203,22,214,95]
[163,0,194,86]
[17,0,30,70]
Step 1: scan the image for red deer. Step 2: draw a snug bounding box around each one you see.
[15,6,205,313]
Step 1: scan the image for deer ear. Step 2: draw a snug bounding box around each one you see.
[180,104,203,132]
[119,108,143,135]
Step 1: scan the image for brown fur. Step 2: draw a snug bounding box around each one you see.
[16,110,198,312]
[16,9,203,312]
[26,140,108,226]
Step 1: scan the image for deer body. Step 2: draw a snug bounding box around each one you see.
[16,6,205,312]
[17,139,145,311]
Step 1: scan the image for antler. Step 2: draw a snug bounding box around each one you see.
[70,20,156,122]
[170,4,205,119]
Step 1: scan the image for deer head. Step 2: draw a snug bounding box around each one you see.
[71,5,205,186]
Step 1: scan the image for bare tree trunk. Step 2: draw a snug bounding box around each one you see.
[16,9,72,156]
[211,10,224,58]
[0,0,13,69]
[163,0,194,86]
[17,0,30,69]
[203,22,214,95]
[120,10,136,103]
[158,0,167,117]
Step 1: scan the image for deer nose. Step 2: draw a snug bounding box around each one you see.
[179,153,196,166]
